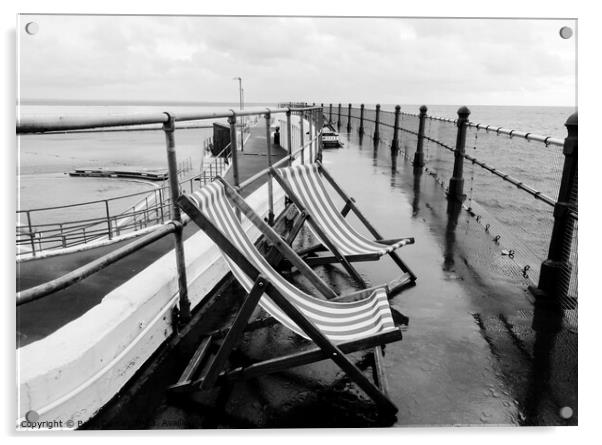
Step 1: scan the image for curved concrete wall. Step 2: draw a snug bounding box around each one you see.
[17,180,286,429]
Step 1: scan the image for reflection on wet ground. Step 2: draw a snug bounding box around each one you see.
[148,129,577,428]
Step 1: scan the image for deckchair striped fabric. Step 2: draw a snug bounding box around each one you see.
[189,182,397,343]
[276,164,413,256]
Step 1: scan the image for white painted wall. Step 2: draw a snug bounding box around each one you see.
[17,180,286,429]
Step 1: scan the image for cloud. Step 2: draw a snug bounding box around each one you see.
[18,15,576,105]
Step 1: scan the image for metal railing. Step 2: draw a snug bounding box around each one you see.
[17,156,201,258]
[324,102,578,335]
[16,106,324,330]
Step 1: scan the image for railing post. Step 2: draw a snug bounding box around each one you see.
[317,112,324,162]
[414,105,428,170]
[373,104,381,142]
[359,104,365,135]
[286,109,293,166]
[347,103,352,132]
[391,105,401,152]
[337,103,342,129]
[531,112,578,331]
[163,113,191,325]
[26,211,35,256]
[228,112,240,186]
[308,110,314,162]
[300,111,305,164]
[329,103,333,124]
[104,200,112,239]
[447,106,471,201]
[264,110,275,225]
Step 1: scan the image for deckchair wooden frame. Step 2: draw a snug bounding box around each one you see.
[172,184,402,415]
[269,160,417,288]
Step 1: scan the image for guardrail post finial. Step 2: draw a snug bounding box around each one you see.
[531,111,578,333]
[373,104,381,142]
[391,105,401,152]
[447,106,470,201]
[414,105,428,170]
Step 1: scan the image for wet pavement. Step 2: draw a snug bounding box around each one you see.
[141,126,577,428]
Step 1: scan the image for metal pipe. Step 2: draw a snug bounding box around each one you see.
[317,112,324,162]
[337,103,342,129]
[229,113,240,186]
[17,107,320,134]
[308,110,314,162]
[236,145,305,191]
[104,200,112,240]
[286,109,293,166]
[17,223,178,306]
[300,112,305,165]
[163,113,190,323]
[26,211,35,256]
[265,110,274,225]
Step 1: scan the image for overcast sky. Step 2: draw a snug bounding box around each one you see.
[17,15,576,106]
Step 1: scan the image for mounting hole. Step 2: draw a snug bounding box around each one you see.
[25,22,39,35]
[559,26,573,39]
[559,406,573,419]
[25,410,39,422]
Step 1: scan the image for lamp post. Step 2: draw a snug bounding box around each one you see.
[233,77,244,151]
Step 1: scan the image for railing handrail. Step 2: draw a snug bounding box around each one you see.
[17,106,321,134]
[236,130,321,192]
[16,107,324,308]
[336,103,568,210]
[344,105,565,148]
[17,221,179,306]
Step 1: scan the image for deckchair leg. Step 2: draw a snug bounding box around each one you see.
[264,282,398,415]
[199,276,267,390]
[372,346,389,397]
[318,162,417,282]
[265,210,307,267]
[297,243,327,257]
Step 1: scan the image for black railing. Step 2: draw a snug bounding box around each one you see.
[325,102,578,334]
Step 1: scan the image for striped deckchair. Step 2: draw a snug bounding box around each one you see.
[172,178,404,415]
[270,161,417,290]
